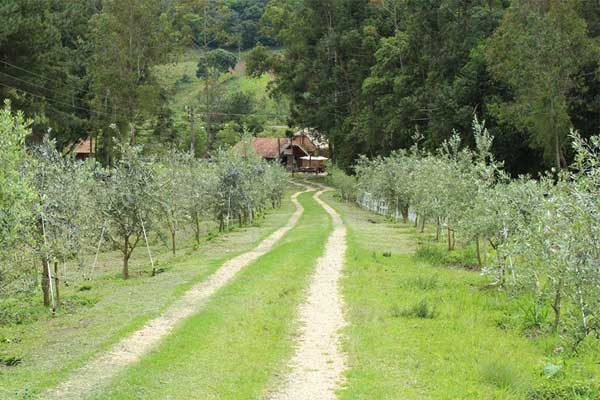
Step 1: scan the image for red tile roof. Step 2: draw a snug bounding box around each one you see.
[236,134,319,159]
[73,137,95,154]
[250,137,290,158]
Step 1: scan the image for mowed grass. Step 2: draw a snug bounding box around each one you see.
[323,192,548,399]
[89,192,332,400]
[0,192,297,399]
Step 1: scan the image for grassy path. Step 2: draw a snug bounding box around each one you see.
[86,190,332,399]
[323,191,549,399]
[1,191,298,399]
[44,188,313,399]
[10,182,576,399]
[267,187,348,400]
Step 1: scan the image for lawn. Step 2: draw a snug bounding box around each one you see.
[323,191,600,400]
[0,190,297,399]
[88,191,332,399]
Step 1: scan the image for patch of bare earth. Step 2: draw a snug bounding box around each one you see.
[45,187,313,400]
[267,187,348,400]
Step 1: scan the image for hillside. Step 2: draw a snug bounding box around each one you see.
[152,48,291,150]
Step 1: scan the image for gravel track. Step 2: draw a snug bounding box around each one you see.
[45,187,314,400]
[267,186,348,400]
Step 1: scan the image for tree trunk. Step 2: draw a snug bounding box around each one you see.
[436,217,441,241]
[475,235,482,267]
[42,258,50,306]
[401,206,409,224]
[447,226,452,251]
[414,214,419,228]
[482,235,488,265]
[171,230,176,256]
[551,98,562,170]
[554,130,561,170]
[420,216,425,233]
[552,280,562,333]
[194,212,201,244]
[123,236,130,280]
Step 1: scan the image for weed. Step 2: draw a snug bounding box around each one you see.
[413,275,439,290]
[392,299,437,319]
[0,298,43,325]
[528,381,600,400]
[480,360,527,393]
[0,355,22,367]
[415,243,478,269]
[519,299,550,332]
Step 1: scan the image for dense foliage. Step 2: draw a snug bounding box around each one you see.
[0,0,276,163]
[331,120,600,348]
[269,0,600,174]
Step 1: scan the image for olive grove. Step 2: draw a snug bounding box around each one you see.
[0,105,287,307]
[332,119,600,347]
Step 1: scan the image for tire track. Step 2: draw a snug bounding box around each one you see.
[45,187,314,400]
[267,186,348,400]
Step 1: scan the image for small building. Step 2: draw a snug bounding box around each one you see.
[240,131,328,172]
[71,137,95,160]
[299,156,328,173]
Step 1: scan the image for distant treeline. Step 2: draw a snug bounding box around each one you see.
[0,0,276,161]
[259,0,600,175]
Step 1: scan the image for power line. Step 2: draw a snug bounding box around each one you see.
[0,60,68,86]
[0,71,76,102]
[0,81,118,119]
[1,80,290,123]
[209,111,287,118]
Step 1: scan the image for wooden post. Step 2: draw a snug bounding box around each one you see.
[90,223,106,279]
[188,105,196,155]
[140,215,155,276]
[42,258,50,306]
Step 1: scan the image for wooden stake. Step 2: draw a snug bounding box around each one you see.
[140,215,155,276]
[90,223,106,279]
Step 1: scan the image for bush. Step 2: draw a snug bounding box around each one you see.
[328,166,356,203]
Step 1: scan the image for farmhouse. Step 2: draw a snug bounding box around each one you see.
[240,131,328,172]
[70,137,96,160]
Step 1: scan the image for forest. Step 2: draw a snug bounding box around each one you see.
[3,1,600,174]
[2,0,600,399]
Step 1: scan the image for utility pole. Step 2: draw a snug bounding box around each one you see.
[204,3,212,158]
[103,89,110,166]
[188,105,196,155]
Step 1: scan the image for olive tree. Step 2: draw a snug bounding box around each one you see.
[97,143,156,279]
[31,138,93,308]
[182,155,218,245]
[0,101,35,295]
[155,150,188,255]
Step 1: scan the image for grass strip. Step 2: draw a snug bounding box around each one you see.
[0,193,296,399]
[90,192,332,399]
[326,193,547,400]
